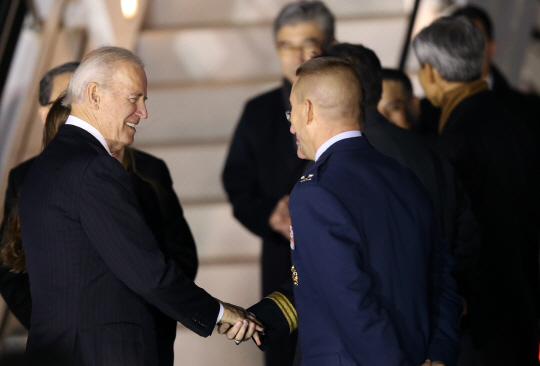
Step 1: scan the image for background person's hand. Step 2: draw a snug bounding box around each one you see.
[269,195,291,239]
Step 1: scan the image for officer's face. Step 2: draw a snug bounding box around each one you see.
[276,22,326,84]
[288,85,310,160]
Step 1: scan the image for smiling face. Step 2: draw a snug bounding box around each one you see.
[276,22,326,84]
[96,61,148,156]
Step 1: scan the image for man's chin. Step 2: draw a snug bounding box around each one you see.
[296,148,308,160]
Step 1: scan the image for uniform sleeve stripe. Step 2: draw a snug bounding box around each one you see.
[265,291,298,333]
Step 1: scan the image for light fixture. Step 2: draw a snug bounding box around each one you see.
[121,0,138,19]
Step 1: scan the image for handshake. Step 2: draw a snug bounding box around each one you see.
[217,301,265,346]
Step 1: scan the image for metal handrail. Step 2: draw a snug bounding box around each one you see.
[398,0,422,71]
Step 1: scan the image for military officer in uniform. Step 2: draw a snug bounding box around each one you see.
[220,57,461,366]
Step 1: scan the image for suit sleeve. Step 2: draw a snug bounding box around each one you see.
[290,184,412,366]
[80,156,220,337]
[152,159,199,281]
[248,281,296,351]
[222,104,278,239]
[0,168,32,329]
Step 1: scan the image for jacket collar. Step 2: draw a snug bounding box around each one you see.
[56,124,110,154]
[312,135,369,168]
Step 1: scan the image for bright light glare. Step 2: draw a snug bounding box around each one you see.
[121,0,138,19]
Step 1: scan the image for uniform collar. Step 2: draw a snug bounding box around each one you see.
[315,130,362,162]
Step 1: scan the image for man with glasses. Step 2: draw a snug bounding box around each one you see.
[221,2,335,365]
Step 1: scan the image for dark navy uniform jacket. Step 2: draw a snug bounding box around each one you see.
[288,135,461,366]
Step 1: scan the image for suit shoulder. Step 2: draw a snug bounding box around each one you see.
[242,86,283,117]
[8,157,38,183]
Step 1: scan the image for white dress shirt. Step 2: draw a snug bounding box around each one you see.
[315,130,362,162]
[65,116,225,323]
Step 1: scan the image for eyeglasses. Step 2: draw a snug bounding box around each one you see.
[285,111,291,122]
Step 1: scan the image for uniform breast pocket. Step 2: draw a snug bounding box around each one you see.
[303,352,341,366]
[102,322,144,366]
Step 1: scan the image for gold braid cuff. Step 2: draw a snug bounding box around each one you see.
[265,292,298,333]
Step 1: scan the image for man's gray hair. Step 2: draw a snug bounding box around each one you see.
[63,46,144,107]
[412,16,484,82]
[273,1,335,47]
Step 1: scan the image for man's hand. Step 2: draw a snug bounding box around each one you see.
[217,320,263,346]
[217,301,264,346]
[269,195,291,239]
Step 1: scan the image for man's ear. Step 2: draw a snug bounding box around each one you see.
[86,82,101,110]
[305,99,313,125]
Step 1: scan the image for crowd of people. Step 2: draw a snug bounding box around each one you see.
[0,1,538,366]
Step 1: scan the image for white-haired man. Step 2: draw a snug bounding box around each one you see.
[413,17,540,366]
[18,46,262,366]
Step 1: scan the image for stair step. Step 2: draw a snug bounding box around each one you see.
[135,81,277,145]
[138,17,408,85]
[182,202,261,261]
[136,143,229,203]
[144,0,408,29]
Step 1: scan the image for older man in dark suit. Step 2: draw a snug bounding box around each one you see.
[18,46,262,366]
[413,17,540,365]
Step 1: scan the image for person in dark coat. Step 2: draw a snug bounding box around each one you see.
[14,46,262,366]
[413,17,540,366]
[419,5,540,144]
[221,2,336,365]
[1,68,199,361]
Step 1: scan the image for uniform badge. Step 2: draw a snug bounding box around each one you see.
[291,265,299,286]
[290,225,295,250]
[300,174,314,182]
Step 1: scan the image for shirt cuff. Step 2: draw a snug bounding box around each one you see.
[216,302,224,324]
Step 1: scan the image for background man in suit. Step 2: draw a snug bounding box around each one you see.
[287,56,460,365]
[221,2,335,365]
[17,46,262,366]
[0,61,80,329]
[378,68,419,130]
[413,17,540,365]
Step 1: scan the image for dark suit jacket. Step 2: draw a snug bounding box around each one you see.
[0,152,198,366]
[437,90,540,365]
[18,125,219,366]
[222,83,307,298]
[364,110,480,297]
[0,157,36,329]
[288,136,460,366]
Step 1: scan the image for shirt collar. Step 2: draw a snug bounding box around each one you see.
[315,130,362,161]
[65,115,112,156]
